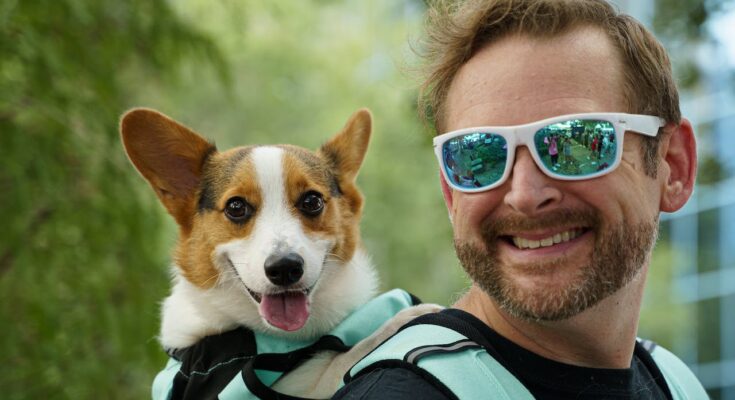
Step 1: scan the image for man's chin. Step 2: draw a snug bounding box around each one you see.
[472,266,597,322]
[482,280,596,322]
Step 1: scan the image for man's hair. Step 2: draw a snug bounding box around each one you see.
[418,0,680,176]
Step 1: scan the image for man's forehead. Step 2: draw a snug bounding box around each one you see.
[443,26,627,130]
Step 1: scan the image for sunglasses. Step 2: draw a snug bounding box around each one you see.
[433,113,665,193]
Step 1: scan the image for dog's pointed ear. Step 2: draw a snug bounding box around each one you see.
[120,108,216,231]
[319,108,372,183]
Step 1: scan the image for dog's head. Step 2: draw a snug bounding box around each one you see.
[121,109,372,335]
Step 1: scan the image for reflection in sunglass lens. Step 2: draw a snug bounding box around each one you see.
[442,132,507,189]
[533,119,616,177]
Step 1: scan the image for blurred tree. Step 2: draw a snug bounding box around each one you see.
[0,1,226,398]
[639,241,694,349]
[650,2,733,398]
[653,0,732,184]
[698,154,727,185]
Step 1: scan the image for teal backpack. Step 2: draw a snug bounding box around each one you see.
[152,289,418,400]
[346,312,709,400]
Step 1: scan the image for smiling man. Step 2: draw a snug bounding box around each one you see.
[334,0,707,399]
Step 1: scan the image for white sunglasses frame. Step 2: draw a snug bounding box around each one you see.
[433,112,665,193]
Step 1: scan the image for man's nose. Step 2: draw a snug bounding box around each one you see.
[503,148,562,215]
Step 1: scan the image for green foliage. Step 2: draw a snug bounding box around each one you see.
[1,0,226,398]
[2,0,463,398]
[639,241,694,349]
[698,154,727,185]
[653,0,732,91]
[653,0,732,41]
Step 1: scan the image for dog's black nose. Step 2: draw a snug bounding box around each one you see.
[264,253,304,286]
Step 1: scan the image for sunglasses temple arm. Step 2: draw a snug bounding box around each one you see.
[624,114,666,137]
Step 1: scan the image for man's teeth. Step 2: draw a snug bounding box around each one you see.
[512,229,582,250]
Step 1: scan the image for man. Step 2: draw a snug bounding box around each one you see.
[334,0,706,398]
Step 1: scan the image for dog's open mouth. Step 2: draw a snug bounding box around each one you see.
[247,286,311,332]
[227,256,312,332]
[242,286,311,332]
[257,290,310,332]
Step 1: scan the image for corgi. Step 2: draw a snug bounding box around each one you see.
[121,108,432,398]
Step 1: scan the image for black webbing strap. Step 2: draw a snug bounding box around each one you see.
[167,327,258,400]
[408,292,423,306]
[242,335,350,400]
[638,338,658,353]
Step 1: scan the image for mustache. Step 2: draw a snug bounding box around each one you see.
[479,208,601,242]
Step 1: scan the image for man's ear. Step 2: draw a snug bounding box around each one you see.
[659,118,697,213]
[439,173,455,222]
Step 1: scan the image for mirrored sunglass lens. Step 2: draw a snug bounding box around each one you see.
[442,132,507,189]
[533,119,617,177]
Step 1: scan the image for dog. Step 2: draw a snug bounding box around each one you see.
[120,108,439,398]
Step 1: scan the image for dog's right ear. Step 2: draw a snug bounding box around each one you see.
[120,108,216,232]
[319,108,372,184]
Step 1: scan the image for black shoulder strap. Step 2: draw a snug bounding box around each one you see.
[634,339,674,400]
[638,338,658,353]
[399,309,501,360]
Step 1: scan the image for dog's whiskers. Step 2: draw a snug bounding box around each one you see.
[200,272,222,287]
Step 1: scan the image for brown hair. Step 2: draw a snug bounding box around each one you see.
[418,0,680,176]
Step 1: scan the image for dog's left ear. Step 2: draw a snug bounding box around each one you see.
[319,108,372,183]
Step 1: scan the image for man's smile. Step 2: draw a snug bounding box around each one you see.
[508,228,586,250]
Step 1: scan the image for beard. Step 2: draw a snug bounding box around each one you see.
[455,209,658,322]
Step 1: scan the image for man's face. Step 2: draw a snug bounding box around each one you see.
[443,27,663,321]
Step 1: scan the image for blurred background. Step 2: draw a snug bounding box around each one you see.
[1,0,733,398]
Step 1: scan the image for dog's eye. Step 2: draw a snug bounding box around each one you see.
[297,191,324,216]
[224,197,254,222]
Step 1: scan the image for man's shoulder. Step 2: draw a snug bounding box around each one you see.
[339,308,530,399]
[333,367,453,400]
[335,309,474,400]
[338,310,709,400]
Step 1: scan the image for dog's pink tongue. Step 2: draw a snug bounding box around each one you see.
[260,292,309,331]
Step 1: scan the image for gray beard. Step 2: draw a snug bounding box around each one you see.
[455,209,658,321]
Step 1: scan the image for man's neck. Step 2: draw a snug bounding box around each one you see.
[453,268,648,369]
